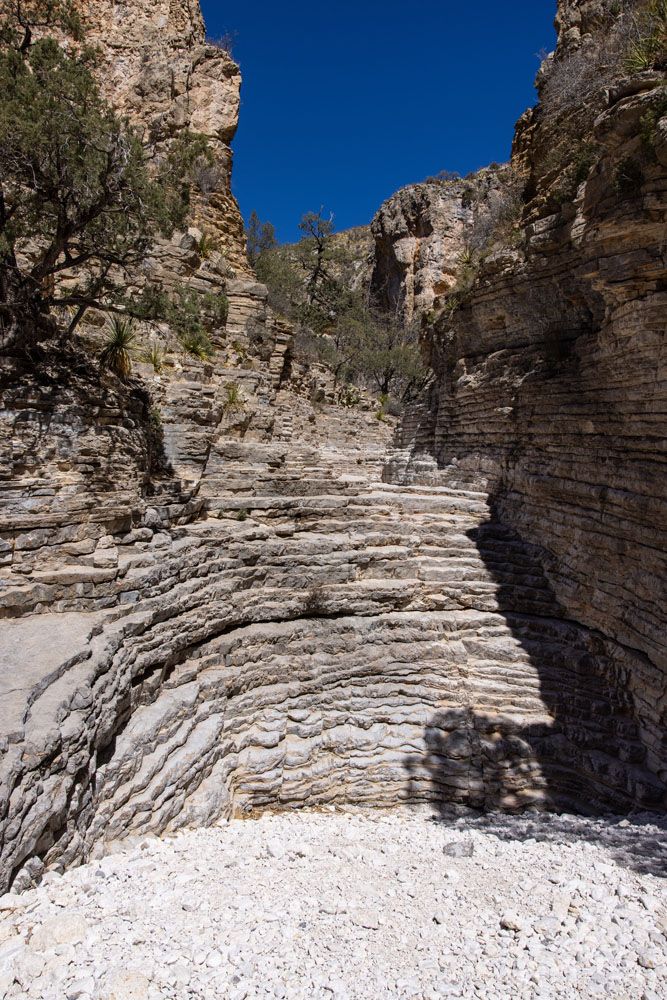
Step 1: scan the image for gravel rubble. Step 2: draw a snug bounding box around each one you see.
[0,807,665,1000]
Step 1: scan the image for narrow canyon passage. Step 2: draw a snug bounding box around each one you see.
[0,0,666,996]
[0,389,662,894]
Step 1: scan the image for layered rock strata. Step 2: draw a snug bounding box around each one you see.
[385,1,667,806]
[2,350,663,888]
[0,0,665,895]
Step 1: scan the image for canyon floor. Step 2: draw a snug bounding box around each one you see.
[0,808,665,1000]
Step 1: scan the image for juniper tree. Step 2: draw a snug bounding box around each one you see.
[253,206,427,402]
[246,210,277,267]
[0,0,212,350]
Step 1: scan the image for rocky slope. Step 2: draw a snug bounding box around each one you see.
[0,0,665,897]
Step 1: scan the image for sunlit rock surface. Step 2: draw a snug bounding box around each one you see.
[0,0,665,894]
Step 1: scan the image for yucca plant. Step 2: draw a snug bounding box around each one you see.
[626,36,659,70]
[197,232,215,259]
[99,316,136,379]
[178,329,214,360]
[457,246,476,269]
[141,340,165,373]
[625,0,667,72]
[223,381,245,413]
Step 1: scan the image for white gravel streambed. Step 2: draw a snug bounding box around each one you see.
[0,807,665,1000]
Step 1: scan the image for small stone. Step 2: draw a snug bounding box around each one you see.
[266,838,286,860]
[93,547,118,568]
[443,840,474,858]
[500,911,530,933]
[551,892,571,922]
[104,969,152,1000]
[350,908,380,930]
[150,532,171,549]
[0,893,26,912]
[143,507,162,528]
[30,913,89,950]
[67,976,96,999]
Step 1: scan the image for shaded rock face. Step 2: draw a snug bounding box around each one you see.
[387,2,667,813]
[0,0,665,894]
[370,181,470,324]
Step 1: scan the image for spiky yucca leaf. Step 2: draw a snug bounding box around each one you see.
[141,340,165,373]
[99,316,136,379]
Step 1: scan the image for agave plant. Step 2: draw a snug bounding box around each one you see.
[99,316,136,379]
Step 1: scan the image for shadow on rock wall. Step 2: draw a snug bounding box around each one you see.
[405,497,665,859]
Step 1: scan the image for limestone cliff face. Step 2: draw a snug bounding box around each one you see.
[0,0,273,585]
[77,0,247,272]
[388,1,667,803]
[368,169,512,325]
[0,0,665,894]
[370,181,468,325]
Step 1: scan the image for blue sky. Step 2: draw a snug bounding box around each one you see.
[200,1,557,243]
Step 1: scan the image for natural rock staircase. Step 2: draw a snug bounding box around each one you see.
[1,387,662,890]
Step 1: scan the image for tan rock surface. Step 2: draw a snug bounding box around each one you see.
[0,0,664,896]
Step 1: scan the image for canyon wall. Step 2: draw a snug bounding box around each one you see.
[369,170,508,325]
[76,0,247,271]
[0,0,665,893]
[384,1,667,804]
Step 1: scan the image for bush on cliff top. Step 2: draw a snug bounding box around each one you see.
[253,209,427,403]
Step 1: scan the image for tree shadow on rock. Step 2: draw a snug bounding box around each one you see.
[404,502,666,877]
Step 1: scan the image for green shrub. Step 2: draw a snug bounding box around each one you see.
[141,340,165,373]
[179,330,213,359]
[99,316,135,379]
[0,8,214,346]
[223,382,245,413]
[131,284,227,360]
[375,392,390,421]
[202,290,229,328]
[614,156,645,197]
[197,232,215,259]
[338,383,361,407]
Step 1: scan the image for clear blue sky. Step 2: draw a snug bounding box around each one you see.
[200,1,557,243]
